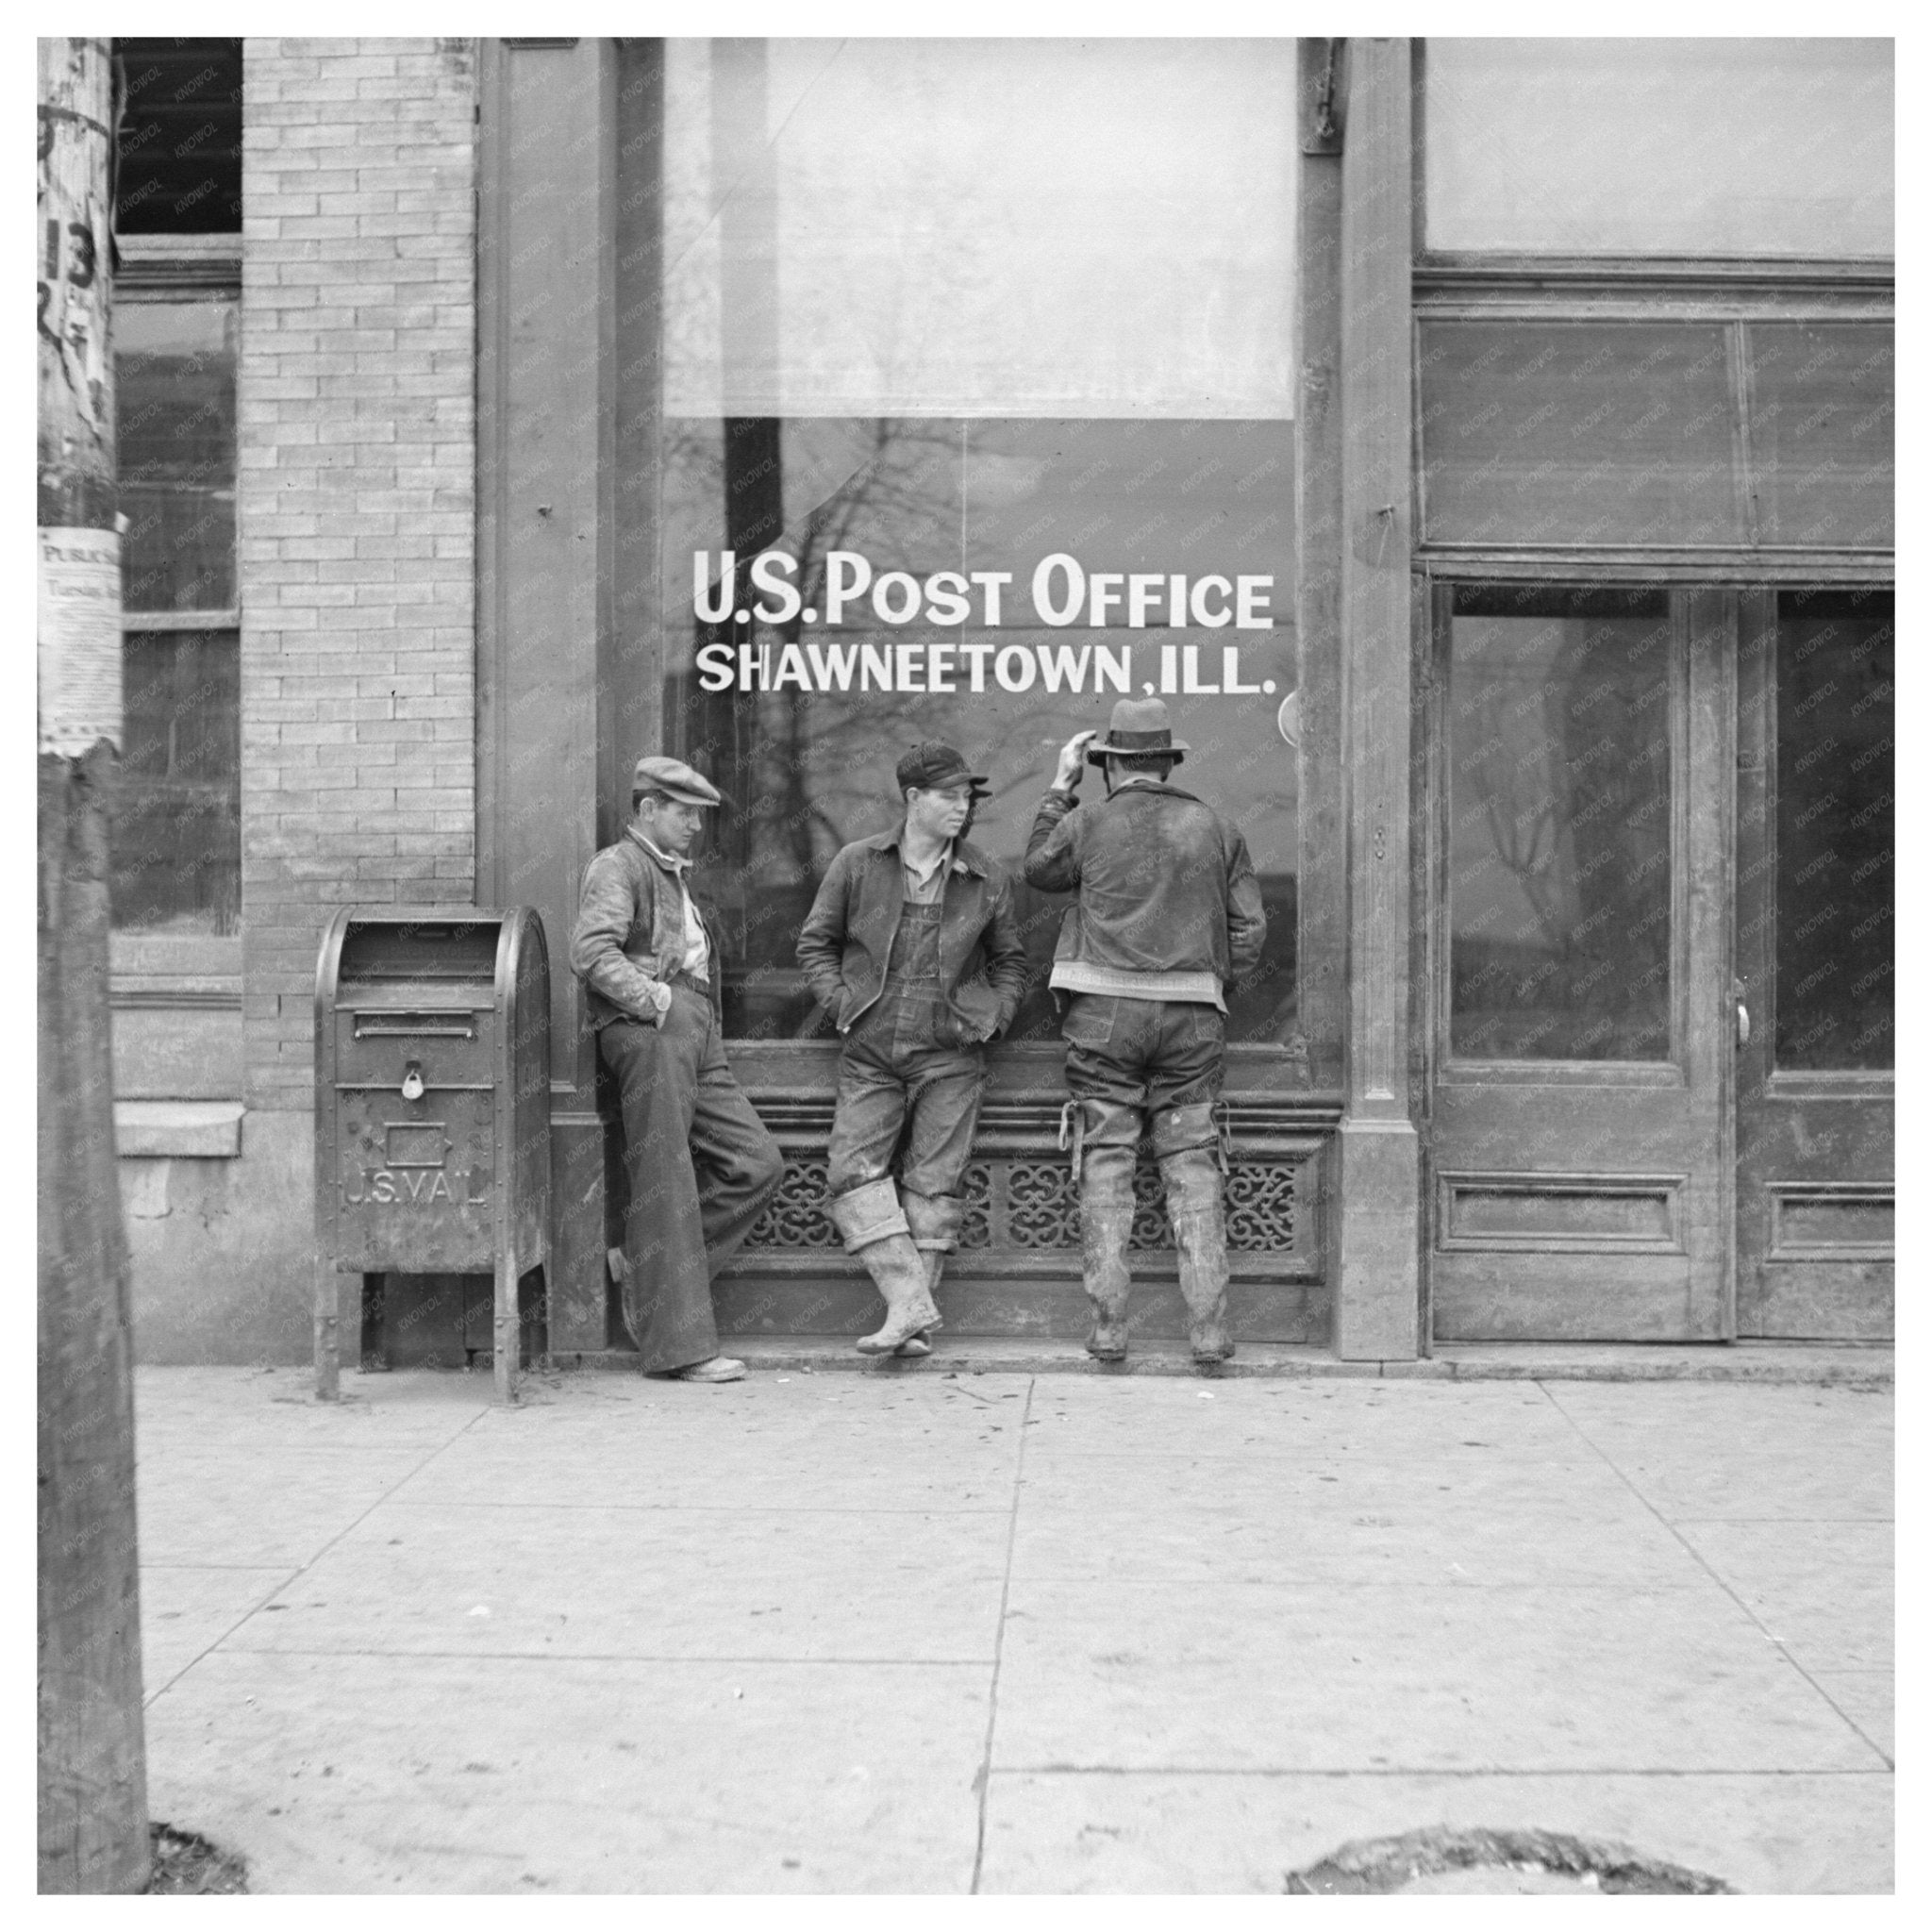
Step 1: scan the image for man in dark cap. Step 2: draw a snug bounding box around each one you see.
[1024,698,1266,1367]
[569,755,784,1384]
[797,743,1029,1356]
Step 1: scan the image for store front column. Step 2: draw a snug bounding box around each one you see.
[477,39,625,1353]
[1333,39,1420,1359]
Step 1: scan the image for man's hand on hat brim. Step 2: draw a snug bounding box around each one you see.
[1054,729,1097,790]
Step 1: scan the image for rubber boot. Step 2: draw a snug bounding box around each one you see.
[827,1177,942,1355]
[898,1191,965,1358]
[1154,1101,1234,1365]
[1075,1099,1143,1359]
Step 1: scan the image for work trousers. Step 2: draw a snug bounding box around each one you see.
[599,977,784,1374]
[826,900,987,1202]
[1059,992,1225,1112]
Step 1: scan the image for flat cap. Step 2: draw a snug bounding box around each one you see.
[633,754,723,808]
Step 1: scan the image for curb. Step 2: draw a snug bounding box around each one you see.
[539,1340,1891,1387]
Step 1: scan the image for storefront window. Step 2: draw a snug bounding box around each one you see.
[112,291,241,934]
[1418,319,1894,554]
[1424,39,1893,258]
[659,39,1300,1047]
[1748,325,1894,549]
[1420,321,1740,547]
[1446,587,1673,1062]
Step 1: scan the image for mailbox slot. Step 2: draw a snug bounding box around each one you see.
[352,1010,476,1039]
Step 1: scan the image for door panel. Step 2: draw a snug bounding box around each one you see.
[1734,591,1894,1338]
[1428,585,1732,1341]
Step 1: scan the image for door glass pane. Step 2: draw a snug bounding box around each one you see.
[1447,587,1673,1060]
[660,40,1301,1045]
[1419,322,1741,546]
[1774,590,1892,1069]
[1749,325,1894,549]
[1424,39,1893,258]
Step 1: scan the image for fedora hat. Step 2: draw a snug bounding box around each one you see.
[1085,696,1189,766]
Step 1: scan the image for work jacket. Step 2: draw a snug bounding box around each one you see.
[1023,781,1266,991]
[795,828,1029,1045]
[569,826,723,1029]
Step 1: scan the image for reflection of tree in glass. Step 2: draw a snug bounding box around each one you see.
[1453,603,1670,1059]
[665,414,975,1037]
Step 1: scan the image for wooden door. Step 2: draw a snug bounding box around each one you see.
[1425,584,1733,1341]
[1733,590,1894,1338]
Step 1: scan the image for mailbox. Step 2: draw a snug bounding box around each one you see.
[314,907,550,1401]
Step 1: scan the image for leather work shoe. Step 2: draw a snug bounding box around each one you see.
[894,1334,933,1358]
[672,1356,746,1384]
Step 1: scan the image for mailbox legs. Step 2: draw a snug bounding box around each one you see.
[493,1249,519,1404]
[313,1257,341,1401]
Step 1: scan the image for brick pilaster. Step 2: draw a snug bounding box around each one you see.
[238,37,478,1108]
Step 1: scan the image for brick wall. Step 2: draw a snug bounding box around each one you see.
[238,37,478,1108]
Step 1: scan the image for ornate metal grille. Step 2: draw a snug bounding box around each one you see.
[746,1150,1307,1257]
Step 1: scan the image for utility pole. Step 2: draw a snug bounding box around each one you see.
[39,35,150,1894]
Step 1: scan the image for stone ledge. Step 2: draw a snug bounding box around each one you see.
[115,1100,244,1158]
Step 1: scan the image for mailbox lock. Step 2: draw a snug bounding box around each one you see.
[400,1061,425,1102]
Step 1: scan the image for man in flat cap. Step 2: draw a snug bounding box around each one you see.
[797,743,1029,1355]
[1024,698,1266,1367]
[570,755,784,1383]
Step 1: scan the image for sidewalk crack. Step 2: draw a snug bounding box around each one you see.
[141,1399,495,1707]
[971,1374,1033,1892]
[1536,1382,1893,1772]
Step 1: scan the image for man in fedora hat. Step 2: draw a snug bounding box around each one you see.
[797,742,1028,1356]
[569,755,784,1384]
[1024,698,1266,1366]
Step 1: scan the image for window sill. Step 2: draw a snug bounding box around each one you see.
[115,1100,243,1158]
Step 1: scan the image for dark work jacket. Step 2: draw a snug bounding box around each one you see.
[1023,781,1266,985]
[568,826,723,1029]
[795,828,1029,1045]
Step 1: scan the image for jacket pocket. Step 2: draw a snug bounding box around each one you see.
[951,979,1001,1042]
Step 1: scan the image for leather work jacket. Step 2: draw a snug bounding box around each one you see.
[1023,781,1267,987]
[568,825,722,1029]
[795,828,1029,1045]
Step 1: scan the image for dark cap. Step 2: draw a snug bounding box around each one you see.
[633,755,723,808]
[895,741,990,797]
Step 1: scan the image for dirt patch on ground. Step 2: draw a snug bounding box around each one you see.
[1285,1825,1732,1895]
[145,1823,249,1894]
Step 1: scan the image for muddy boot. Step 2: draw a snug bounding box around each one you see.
[827,1177,942,1355]
[1074,1099,1143,1360]
[1154,1101,1234,1365]
[898,1191,965,1358]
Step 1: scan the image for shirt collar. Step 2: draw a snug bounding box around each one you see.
[903,837,958,884]
[627,824,690,876]
[865,826,984,876]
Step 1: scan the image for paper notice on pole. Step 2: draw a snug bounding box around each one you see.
[38,525,122,755]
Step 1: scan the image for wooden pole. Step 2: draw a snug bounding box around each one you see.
[38,35,151,1894]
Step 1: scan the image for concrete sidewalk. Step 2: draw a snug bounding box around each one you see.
[133,1362,1893,1893]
